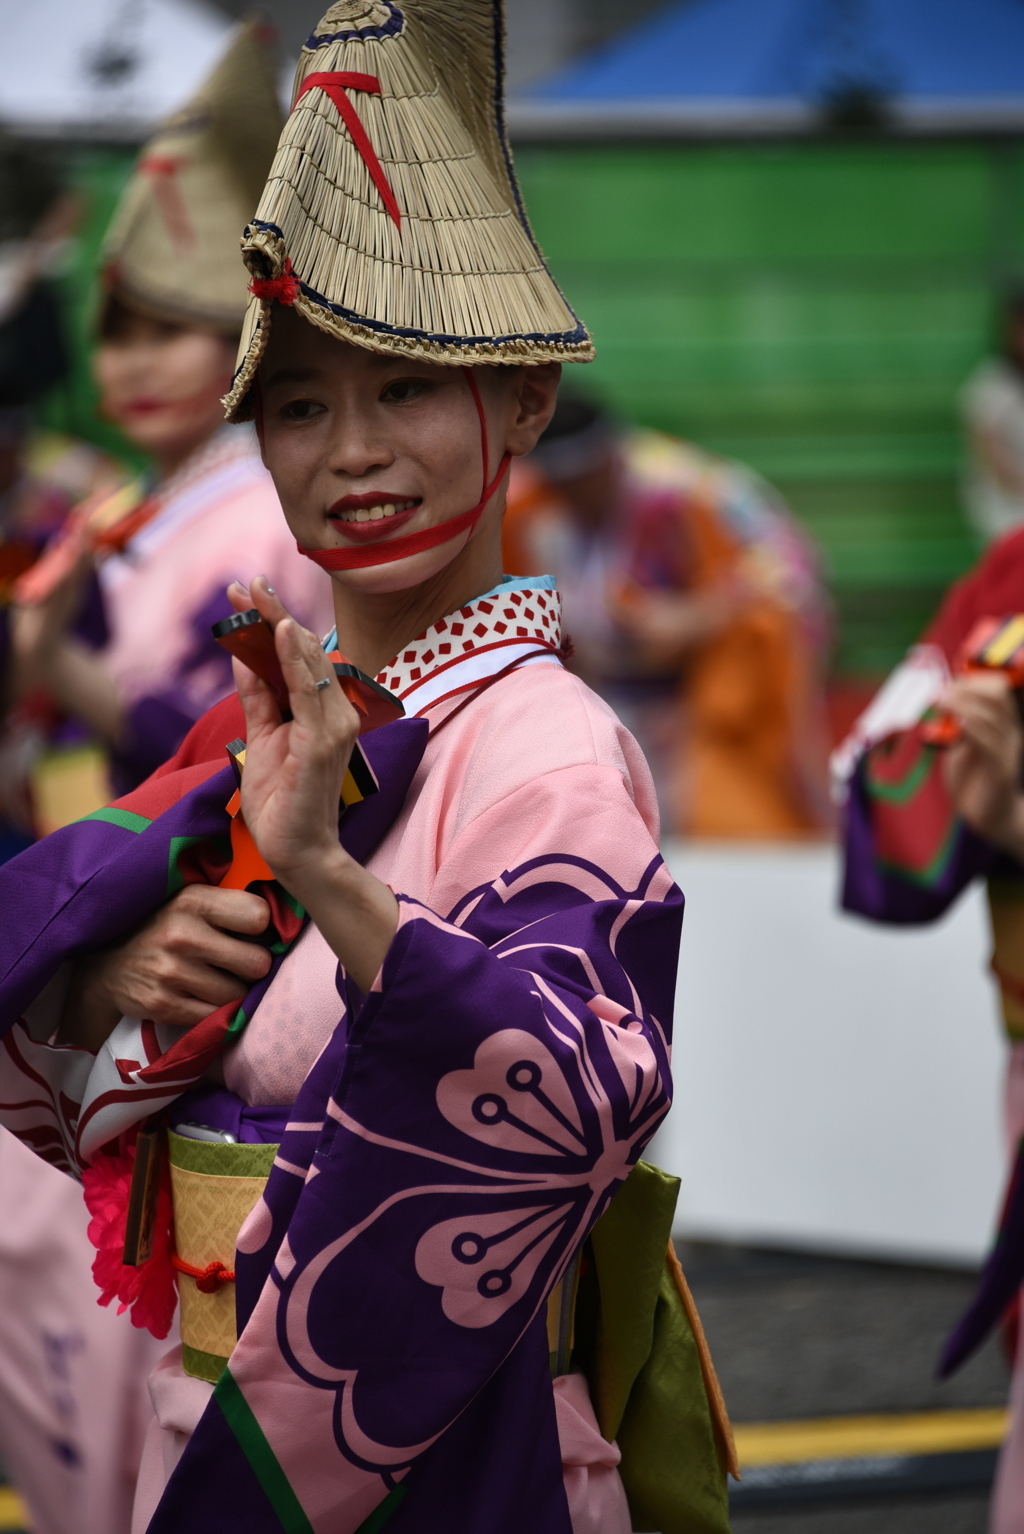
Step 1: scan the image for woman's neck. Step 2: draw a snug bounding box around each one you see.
[329,523,504,677]
[148,420,228,486]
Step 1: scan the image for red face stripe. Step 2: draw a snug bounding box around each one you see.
[297,367,510,571]
[294,71,401,229]
[296,464,510,570]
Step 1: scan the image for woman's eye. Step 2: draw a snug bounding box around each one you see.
[381,378,429,404]
[280,399,325,422]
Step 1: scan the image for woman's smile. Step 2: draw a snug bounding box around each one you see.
[326,493,423,541]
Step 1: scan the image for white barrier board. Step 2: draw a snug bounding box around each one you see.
[649,841,1006,1268]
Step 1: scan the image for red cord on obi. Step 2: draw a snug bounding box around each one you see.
[171,1254,235,1293]
[297,367,512,572]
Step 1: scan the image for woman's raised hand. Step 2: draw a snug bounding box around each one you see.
[227,576,398,990]
[944,671,1024,859]
[230,576,360,885]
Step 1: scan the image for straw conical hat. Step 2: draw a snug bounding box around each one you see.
[225,0,592,417]
[102,23,283,334]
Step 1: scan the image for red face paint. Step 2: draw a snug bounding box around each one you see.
[297,367,511,573]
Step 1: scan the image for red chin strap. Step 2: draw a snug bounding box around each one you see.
[296,368,511,572]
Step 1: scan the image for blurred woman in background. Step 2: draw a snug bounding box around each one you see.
[10,23,330,813]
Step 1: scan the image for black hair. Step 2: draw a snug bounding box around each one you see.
[536,394,611,446]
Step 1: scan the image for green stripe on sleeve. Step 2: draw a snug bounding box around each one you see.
[79,806,151,833]
[214,1369,314,1534]
[167,834,206,896]
[354,1485,407,1532]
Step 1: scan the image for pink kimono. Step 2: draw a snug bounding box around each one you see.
[93,425,333,791]
[0,424,332,1532]
[0,579,674,1534]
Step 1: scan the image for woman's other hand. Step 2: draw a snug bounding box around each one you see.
[943,672,1024,858]
[56,885,271,1050]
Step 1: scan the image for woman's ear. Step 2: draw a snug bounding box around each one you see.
[505,363,562,457]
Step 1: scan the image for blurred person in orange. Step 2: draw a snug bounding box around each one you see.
[504,396,832,837]
[9,24,331,818]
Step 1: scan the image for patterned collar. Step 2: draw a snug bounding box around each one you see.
[328,578,563,720]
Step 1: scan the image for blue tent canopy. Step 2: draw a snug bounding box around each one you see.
[513,0,1024,134]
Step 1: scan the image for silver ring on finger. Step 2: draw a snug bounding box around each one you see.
[314,676,332,691]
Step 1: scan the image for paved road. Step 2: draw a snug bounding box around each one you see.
[679,1243,1008,1532]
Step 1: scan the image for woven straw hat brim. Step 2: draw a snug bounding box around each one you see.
[101,23,283,336]
[103,262,257,337]
[224,0,592,419]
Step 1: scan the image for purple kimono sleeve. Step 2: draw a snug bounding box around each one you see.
[841,745,998,925]
[152,857,680,1534]
[110,693,198,796]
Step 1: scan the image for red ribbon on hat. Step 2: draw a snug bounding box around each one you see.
[294,71,401,229]
[296,369,511,571]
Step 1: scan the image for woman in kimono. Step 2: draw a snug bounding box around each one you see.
[0,5,733,1531]
[10,23,331,800]
[835,527,1024,1534]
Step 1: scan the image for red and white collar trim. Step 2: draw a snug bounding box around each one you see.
[376,586,562,719]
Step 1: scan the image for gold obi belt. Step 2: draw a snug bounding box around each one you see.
[167,1130,277,1384]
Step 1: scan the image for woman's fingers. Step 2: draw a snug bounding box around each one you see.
[227,574,291,627]
[956,698,1019,759]
[166,887,272,979]
[173,884,269,932]
[248,574,292,629]
[227,580,252,615]
[275,617,359,741]
[164,962,250,1010]
[946,673,1017,717]
[233,653,281,739]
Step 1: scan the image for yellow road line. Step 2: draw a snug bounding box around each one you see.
[0,1485,27,1529]
[734,1408,1009,1467]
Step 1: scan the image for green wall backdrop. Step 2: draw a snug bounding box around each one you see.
[515,138,1024,675]
[37,138,1024,676]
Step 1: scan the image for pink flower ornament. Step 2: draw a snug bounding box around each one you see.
[82,1141,177,1339]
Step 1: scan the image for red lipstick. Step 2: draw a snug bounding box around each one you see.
[326,493,423,544]
[121,397,168,416]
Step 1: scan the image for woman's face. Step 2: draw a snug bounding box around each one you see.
[256,308,560,595]
[94,304,237,463]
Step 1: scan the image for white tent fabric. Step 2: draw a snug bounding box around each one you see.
[0,0,233,139]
